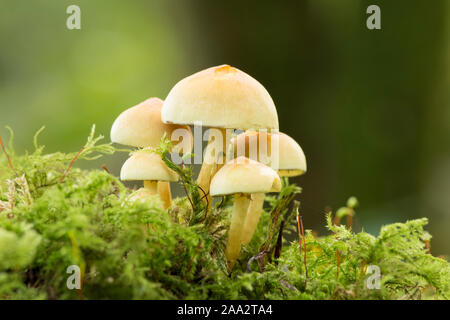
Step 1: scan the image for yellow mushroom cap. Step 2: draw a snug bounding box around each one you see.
[231,131,307,177]
[210,156,281,196]
[120,150,178,182]
[162,65,279,130]
[111,97,193,150]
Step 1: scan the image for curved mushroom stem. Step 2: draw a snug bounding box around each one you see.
[225,193,251,272]
[143,180,158,195]
[197,128,229,207]
[241,193,265,245]
[197,161,214,205]
[157,181,172,209]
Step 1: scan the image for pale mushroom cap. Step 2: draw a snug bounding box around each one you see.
[231,131,307,176]
[162,65,279,130]
[111,97,193,150]
[120,151,178,182]
[210,156,281,196]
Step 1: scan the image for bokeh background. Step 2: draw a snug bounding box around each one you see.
[1,0,449,255]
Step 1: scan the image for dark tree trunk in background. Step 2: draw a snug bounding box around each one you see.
[188,0,448,253]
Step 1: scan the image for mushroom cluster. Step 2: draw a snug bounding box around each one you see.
[111,65,307,272]
[111,98,193,208]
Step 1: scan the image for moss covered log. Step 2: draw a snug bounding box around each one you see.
[0,127,449,300]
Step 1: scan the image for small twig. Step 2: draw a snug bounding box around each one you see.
[184,242,203,279]
[76,288,84,300]
[199,186,209,200]
[218,196,225,208]
[333,216,341,226]
[425,240,431,254]
[262,192,295,251]
[296,210,302,257]
[59,147,85,183]
[179,161,194,211]
[35,182,59,190]
[280,280,299,292]
[299,214,308,278]
[0,136,17,175]
[247,249,270,273]
[355,259,366,296]
[256,190,297,271]
[359,260,366,281]
[197,185,209,221]
[101,164,111,174]
[274,219,285,261]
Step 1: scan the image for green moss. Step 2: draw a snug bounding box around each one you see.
[0,127,449,300]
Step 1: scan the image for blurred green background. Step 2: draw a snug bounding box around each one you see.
[1,1,449,255]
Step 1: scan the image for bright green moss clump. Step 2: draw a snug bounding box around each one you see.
[0,127,449,300]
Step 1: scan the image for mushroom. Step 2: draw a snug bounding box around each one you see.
[230,131,307,245]
[210,156,281,272]
[162,65,279,205]
[111,97,193,208]
[121,150,178,203]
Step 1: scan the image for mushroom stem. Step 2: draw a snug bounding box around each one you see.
[157,181,172,209]
[241,193,266,245]
[225,193,251,272]
[197,162,214,202]
[197,128,229,206]
[143,180,158,195]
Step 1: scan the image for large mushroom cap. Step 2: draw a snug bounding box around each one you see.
[111,97,193,149]
[210,156,281,196]
[162,65,279,130]
[231,131,307,177]
[120,150,178,182]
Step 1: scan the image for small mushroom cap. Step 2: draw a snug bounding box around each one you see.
[210,156,281,196]
[128,188,158,202]
[120,150,178,182]
[162,65,279,130]
[130,188,154,200]
[111,97,193,150]
[231,131,307,177]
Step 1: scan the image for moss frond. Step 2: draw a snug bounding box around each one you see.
[0,127,448,300]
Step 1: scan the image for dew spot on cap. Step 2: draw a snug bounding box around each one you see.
[214,65,237,74]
